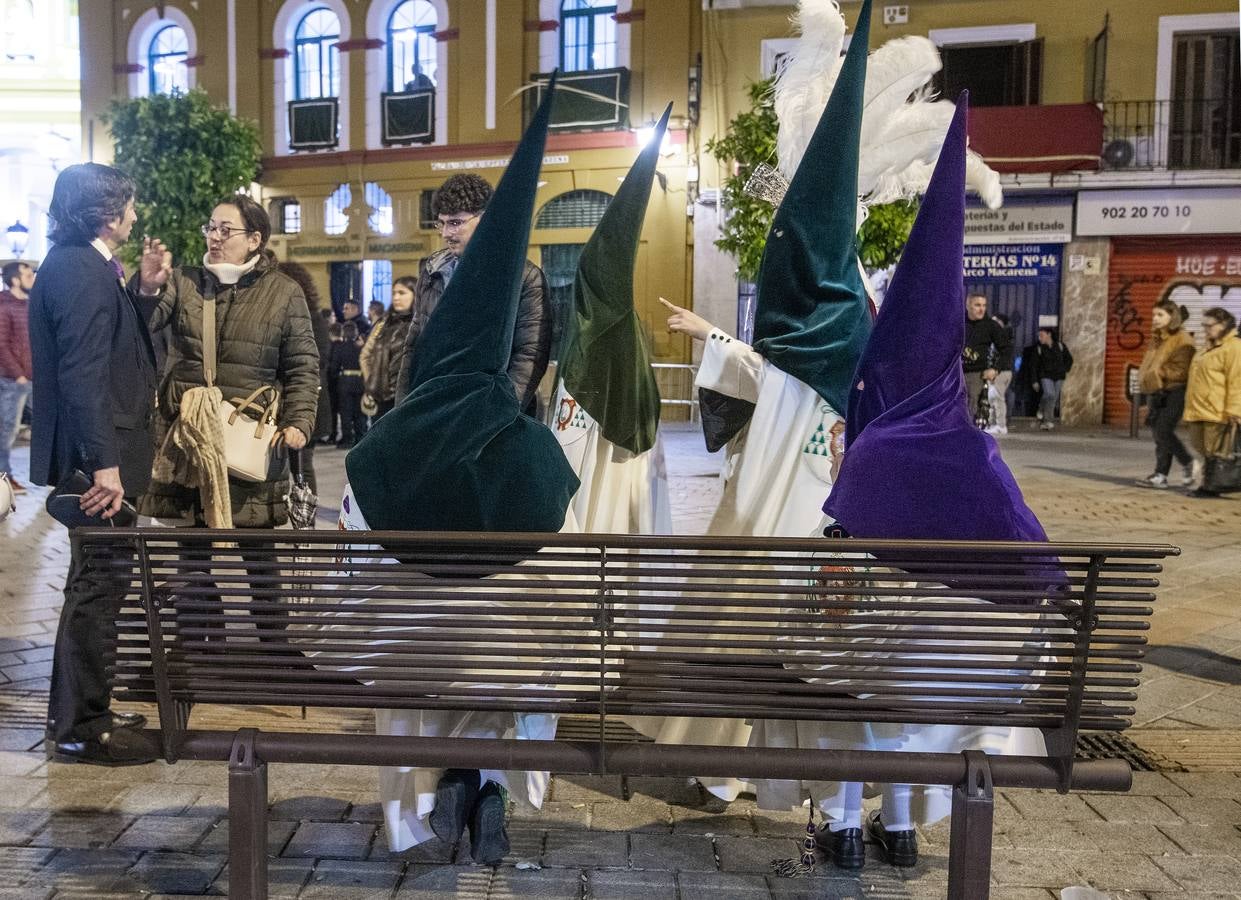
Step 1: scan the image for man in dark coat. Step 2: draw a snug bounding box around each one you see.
[962,292,1013,425]
[395,173,552,415]
[28,162,159,766]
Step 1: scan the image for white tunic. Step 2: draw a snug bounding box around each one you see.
[551,386,673,536]
[648,328,845,801]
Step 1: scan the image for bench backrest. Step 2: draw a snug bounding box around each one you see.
[82,528,1175,774]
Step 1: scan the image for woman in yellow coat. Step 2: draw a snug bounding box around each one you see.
[1183,306,1241,497]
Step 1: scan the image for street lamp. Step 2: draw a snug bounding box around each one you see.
[5,221,29,258]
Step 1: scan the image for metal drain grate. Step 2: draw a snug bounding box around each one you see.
[555,717,653,743]
[1075,732,1169,772]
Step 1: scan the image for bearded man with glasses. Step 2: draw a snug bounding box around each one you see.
[394,174,552,416]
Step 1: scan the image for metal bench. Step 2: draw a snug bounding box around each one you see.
[80,527,1177,900]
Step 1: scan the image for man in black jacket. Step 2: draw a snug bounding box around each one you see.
[395,174,552,414]
[29,163,159,766]
[962,293,1013,429]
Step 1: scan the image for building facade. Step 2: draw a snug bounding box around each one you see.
[78,1,1240,422]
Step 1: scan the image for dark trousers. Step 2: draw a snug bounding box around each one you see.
[327,374,341,442]
[48,530,125,742]
[1147,387,1191,476]
[338,378,367,445]
[181,530,288,644]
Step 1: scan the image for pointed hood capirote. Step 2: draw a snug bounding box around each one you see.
[750,0,874,415]
[345,74,579,533]
[558,103,670,456]
[823,94,1050,554]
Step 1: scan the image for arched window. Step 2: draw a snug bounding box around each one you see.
[560,0,617,72]
[365,182,394,235]
[325,183,351,235]
[387,0,438,92]
[294,7,341,99]
[147,25,189,95]
[535,189,613,229]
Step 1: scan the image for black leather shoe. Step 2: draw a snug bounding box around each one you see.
[815,824,865,870]
[867,810,918,867]
[111,711,148,730]
[429,768,480,844]
[46,729,157,767]
[468,781,510,865]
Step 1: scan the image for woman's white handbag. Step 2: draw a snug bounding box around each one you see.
[220,386,280,482]
[203,297,281,483]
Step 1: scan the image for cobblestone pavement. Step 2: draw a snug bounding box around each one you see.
[1,421,1239,899]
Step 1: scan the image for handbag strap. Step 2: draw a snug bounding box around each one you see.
[202,297,217,388]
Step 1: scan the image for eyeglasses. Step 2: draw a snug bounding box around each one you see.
[433,213,479,233]
[201,223,253,240]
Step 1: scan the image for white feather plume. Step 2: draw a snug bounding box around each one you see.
[771,0,1004,212]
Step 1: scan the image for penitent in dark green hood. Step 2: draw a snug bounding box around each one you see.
[345,73,579,533]
[750,0,874,416]
[558,103,671,456]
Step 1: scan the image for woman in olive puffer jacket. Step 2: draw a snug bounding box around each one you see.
[136,195,320,527]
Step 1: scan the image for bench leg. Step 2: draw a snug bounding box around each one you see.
[228,729,268,900]
[947,750,994,900]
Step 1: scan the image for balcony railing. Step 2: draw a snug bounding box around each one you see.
[1102,98,1241,171]
[381,88,435,146]
[527,68,631,132]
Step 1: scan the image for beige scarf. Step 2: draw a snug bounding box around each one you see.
[152,385,234,528]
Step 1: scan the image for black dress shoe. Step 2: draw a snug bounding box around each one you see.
[815,824,865,870]
[429,768,480,844]
[111,711,148,730]
[867,810,918,867]
[46,729,157,767]
[468,781,510,865]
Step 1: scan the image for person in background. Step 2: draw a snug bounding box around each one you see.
[332,320,367,447]
[0,261,35,495]
[987,311,1015,435]
[341,298,371,339]
[368,300,386,328]
[361,275,416,420]
[279,259,332,492]
[29,162,158,766]
[405,62,435,92]
[395,173,551,416]
[1135,301,1195,490]
[326,322,343,443]
[962,293,1012,432]
[1182,306,1241,498]
[1029,327,1073,431]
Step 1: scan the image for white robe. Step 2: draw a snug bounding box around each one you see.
[648,328,845,801]
[330,485,581,852]
[551,386,673,536]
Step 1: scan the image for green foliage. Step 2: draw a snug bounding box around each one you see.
[707,79,778,282]
[857,199,919,270]
[104,89,262,268]
[707,79,920,279]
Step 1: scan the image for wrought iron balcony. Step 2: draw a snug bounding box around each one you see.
[527,67,631,132]
[1102,98,1241,171]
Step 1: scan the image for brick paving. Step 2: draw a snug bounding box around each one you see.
[1,421,1239,898]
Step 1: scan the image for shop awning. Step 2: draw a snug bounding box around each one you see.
[968,103,1104,174]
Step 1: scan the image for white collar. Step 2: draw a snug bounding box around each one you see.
[203,252,261,286]
[90,237,113,261]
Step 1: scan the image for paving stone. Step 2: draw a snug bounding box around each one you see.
[509,801,589,831]
[28,811,134,849]
[395,864,493,899]
[626,776,706,806]
[1153,853,1241,893]
[0,751,46,777]
[268,794,351,821]
[282,820,377,860]
[678,871,771,900]
[549,775,624,802]
[1061,850,1183,893]
[347,800,387,823]
[370,835,457,863]
[629,833,717,872]
[111,814,216,851]
[125,851,226,894]
[999,820,1181,855]
[19,847,141,892]
[0,809,48,844]
[542,830,627,868]
[1002,790,1105,822]
[211,858,314,899]
[1159,795,1241,825]
[0,775,48,808]
[587,868,677,900]
[1164,773,1241,799]
[497,826,548,868]
[487,867,583,900]
[671,806,756,836]
[299,859,404,899]
[1160,822,1241,855]
[590,797,670,833]
[990,850,1084,888]
[714,835,803,874]
[0,845,56,884]
[1082,793,1183,824]
[196,817,298,856]
[105,784,202,816]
